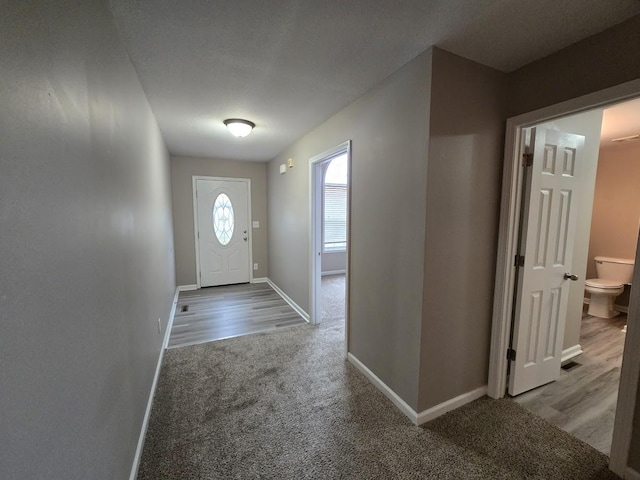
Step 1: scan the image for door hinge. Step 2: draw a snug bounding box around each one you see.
[522,153,533,167]
[507,348,517,361]
[514,254,525,267]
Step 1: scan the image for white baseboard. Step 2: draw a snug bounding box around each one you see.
[562,344,583,363]
[625,467,640,480]
[347,353,418,423]
[347,352,486,426]
[321,269,346,276]
[252,277,268,283]
[163,288,180,350]
[266,278,310,322]
[130,287,179,480]
[415,386,488,425]
[178,284,198,291]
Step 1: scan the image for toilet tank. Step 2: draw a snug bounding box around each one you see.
[595,256,635,284]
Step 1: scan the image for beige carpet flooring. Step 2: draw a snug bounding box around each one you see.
[321,273,346,322]
[137,278,617,479]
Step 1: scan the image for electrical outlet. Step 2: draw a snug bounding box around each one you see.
[253,263,258,271]
[157,318,162,334]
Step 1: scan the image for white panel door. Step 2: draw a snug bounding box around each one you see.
[196,179,250,287]
[509,128,585,396]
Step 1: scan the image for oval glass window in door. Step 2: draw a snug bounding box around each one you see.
[212,193,234,245]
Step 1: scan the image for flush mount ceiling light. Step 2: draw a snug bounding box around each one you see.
[223,118,255,138]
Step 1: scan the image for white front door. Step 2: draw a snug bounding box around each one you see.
[509,128,585,396]
[196,178,250,287]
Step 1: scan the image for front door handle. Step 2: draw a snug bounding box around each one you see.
[564,273,579,281]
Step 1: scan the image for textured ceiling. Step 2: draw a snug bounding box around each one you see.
[108,0,640,161]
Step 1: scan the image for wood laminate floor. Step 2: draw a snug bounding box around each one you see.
[513,312,627,455]
[168,282,306,349]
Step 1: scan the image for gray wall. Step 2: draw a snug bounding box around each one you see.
[632,372,640,470]
[626,232,640,473]
[418,49,506,410]
[507,15,640,118]
[268,49,433,409]
[536,110,604,352]
[170,156,268,285]
[0,2,176,479]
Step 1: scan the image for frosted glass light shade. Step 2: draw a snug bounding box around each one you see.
[223,118,255,137]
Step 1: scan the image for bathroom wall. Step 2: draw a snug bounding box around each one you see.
[587,141,640,280]
[535,110,604,352]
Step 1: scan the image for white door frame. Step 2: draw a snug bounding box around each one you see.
[487,79,640,476]
[192,176,253,289]
[310,141,351,355]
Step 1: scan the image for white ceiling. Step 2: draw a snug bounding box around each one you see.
[107,0,640,162]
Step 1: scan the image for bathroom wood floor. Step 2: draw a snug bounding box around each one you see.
[513,312,627,455]
[168,282,306,349]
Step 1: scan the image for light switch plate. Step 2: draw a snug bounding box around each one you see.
[252,221,259,228]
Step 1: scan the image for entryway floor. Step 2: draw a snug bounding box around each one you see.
[513,311,627,455]
[168,282,306,349]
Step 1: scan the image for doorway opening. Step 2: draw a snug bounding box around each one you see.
[509,99,640,455]
[487,80,640,476]
[310,141,351,350]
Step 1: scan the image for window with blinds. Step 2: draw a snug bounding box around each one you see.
[324,183,347,250]
[323,154,348,251]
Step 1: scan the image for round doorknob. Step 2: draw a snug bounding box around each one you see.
[564,273,579,281]
[243,236,248,241]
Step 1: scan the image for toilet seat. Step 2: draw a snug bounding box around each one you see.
[585,278,624,289]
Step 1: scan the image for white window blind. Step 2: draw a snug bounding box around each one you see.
[324,183,347,250]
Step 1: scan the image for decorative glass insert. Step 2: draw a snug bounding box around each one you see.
[213,193,234,245]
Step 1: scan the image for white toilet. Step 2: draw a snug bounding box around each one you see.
[585,256,634,318]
